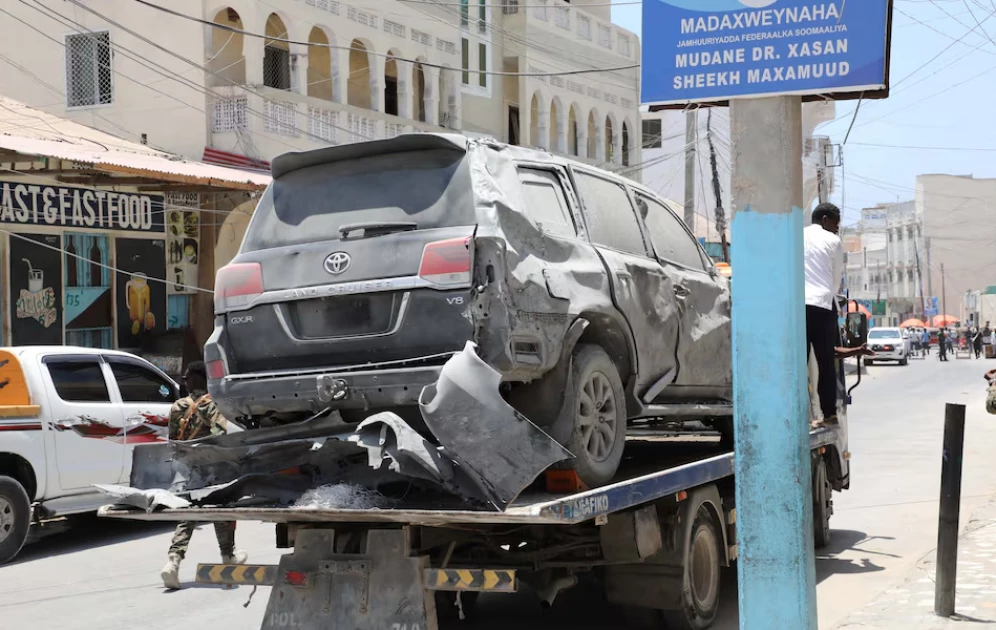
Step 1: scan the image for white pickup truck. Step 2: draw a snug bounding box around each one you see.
[0,346,178,564]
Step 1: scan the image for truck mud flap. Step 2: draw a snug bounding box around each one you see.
[418,342,572,510]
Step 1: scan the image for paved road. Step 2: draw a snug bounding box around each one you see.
[2,356,994,629]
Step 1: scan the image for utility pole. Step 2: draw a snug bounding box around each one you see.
[706,109,729,262]
[941,262,947,319]
[817,138,829,205]
[730,96,817,628]
[683,108,697,230]
[926,237,933,298]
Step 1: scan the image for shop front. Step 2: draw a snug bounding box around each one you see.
[0,97,270,377]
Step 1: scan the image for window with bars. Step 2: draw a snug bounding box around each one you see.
[598,25,612,48]
[264,100,298,136]
[617,33,631,57]
[532,0,548,20]
[412,29,433,46]
[577,14,591,39]
[461,38,470,85]
[555,6,570,29]
[437,39,457,55]
[503,0,519,14]
[264,47,291,90]
[66,32,113,108]
[383,19,405,37]
[642,119,661,148]
[308,107,339,143]
[478,43,487,87]
[212,97,248,132]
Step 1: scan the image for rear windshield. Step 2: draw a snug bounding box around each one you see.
[869,330,901,339]
[242,149,474,251]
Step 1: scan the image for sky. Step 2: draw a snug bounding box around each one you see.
[611,0,996,225]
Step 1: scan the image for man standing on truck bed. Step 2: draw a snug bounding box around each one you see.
[161,361,247,590]
[804,203,845,424]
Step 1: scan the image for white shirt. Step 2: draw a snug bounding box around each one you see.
[804,223,844,311]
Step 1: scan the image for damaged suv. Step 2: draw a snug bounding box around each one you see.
[206,134,731,487]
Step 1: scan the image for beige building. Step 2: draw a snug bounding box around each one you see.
[917,174,996,323]
[0,0,640,172]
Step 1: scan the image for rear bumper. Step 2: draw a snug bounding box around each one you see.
[210,364,445,419]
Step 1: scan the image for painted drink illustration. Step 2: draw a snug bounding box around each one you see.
[126,272,154,334]
[23,258,43,292]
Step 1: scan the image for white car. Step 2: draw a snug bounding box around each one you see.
[866,328,909,366]
[0,346,178,564]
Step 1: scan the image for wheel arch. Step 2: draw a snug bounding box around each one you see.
[679,484,730,567]
[0,453,38,502]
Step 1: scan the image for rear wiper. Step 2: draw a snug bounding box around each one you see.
[339,221,418,239]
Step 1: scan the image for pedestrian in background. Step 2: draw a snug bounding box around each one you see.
[939,328,949,361]
[974,326,984,359]
[161,362,247,590]
[804,203,845,423]
[922,328,931,357]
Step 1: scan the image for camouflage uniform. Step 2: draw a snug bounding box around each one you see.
[987,383,996,416]
[167,390,235,559]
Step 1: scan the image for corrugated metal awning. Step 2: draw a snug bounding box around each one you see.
[0,97,270,191]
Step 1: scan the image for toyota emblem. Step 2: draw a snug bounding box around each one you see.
[324,252,351,275]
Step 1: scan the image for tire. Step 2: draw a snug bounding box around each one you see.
[660,505,723,630]
[865,360,874,366]
[899,357,908,366]
[552,344,627,488]
[434,590,479,622]
[812,457,832,549]
[0,475,31,565]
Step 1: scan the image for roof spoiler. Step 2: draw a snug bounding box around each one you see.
[271,133,469,179]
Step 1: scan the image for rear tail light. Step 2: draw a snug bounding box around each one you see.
[206,359,226,380]
[284,570,308,587]
[214,263,263,313]
[418,237,471,287]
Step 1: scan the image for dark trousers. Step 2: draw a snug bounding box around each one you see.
[806,305,838,419]
[169,521,236,559]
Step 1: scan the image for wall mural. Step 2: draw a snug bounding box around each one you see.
[10,233,62,345]
[64,232,113,349]
[166,207,199,295]
[115,238,167,350]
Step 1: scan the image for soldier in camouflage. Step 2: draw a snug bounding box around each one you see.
[987,369,996,416]
[160,361,247,590]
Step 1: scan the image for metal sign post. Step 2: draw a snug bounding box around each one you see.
[641,0,893,628]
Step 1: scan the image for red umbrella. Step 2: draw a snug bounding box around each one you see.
[847,301,871,317]
[932,315,960,327]
[900,318,926,328]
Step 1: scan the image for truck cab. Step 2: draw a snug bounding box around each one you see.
[0,346,179,564]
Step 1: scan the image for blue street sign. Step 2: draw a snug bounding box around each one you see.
[642,0,892,105]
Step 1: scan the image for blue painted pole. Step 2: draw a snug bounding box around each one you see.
[730,96,818,629]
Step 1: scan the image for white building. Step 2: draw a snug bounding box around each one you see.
[0,0,640,171]
[639,101,836,240]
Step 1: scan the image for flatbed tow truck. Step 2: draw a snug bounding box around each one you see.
[100,418,849,630]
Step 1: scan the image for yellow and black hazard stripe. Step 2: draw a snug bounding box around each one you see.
[424,569,516,593]
[196,564,277,586]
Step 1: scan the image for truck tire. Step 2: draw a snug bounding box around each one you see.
[660,505,722,630]
[0,475,31,565]
[554,344,627,488]
[812,456,832,549]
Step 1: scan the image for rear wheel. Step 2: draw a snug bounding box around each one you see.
[553,344,627,488]
[660,505,723,630]
[812,456,832,549]
[899,357,908,366]
[0,476,31,565]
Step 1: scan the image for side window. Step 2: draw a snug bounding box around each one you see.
[634,192,707,271]
[106,359,178,403]
[46,359,111,403]
[517,167,576,238]
[573,170,647,256]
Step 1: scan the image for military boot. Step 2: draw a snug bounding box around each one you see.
[161,553,182,590]
[222,550,248,565]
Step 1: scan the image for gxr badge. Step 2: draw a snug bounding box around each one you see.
[324,252,351,275]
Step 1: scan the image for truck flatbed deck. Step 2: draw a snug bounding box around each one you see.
[101,427,839,527]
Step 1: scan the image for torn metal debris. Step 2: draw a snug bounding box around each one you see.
[105,345,572,514]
